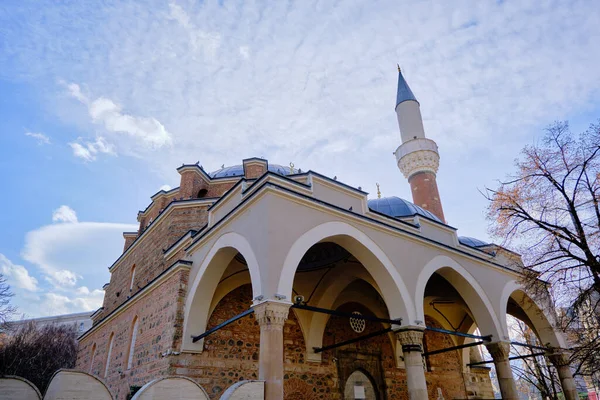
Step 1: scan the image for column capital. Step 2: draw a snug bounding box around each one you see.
[547,349,571,367]
[485,341,511,362]
[394,326,425,352]
[252,300,291,331]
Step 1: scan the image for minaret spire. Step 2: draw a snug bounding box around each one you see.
[393,67,446,223]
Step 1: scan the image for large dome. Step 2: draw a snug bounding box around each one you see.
[209,163,294,178]
[368,196,442,223]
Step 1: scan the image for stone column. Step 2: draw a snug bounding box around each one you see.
[547,350,578,400]
[252,300,291,400]
[395,326,428,400]
[485,342,519,400]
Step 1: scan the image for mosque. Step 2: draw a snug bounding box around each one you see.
[76,69,579,400]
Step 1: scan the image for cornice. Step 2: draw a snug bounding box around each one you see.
[182,181,522,278]
[109,199,215,272]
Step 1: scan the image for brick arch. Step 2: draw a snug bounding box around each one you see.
[305,275,395,363]
[415,255,503,340]
[182,232,262,352]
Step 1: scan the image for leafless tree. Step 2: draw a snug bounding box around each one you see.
[0,274,16,327]
[486,121,600,382]
[0,322,78,394]
[508,316,560,399]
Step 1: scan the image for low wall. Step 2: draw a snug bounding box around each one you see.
[0,375,42,400]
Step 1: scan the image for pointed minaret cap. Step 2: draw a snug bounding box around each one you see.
[396,65,418,108]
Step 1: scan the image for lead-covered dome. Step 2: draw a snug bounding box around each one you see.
[368,196,442,223]
[458,236,489,248]
[209,164,294,178]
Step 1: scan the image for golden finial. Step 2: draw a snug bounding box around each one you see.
[397,64,401,72]
[289,162,295,174]
[376,183,381,199]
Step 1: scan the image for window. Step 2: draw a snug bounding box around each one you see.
[129,265,136,291]
[105,333,114,377]
[127,317,139,370]
[89,343,97,374]
[198,188,208,198]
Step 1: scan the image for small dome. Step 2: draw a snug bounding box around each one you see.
[368,196,442,223]
[458,236,489,248]
[210,163,293,178]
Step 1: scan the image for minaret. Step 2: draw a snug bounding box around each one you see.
[394,66,446,223]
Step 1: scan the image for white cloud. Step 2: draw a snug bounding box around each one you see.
[159,184,172,192]
[0,254,39,292]
[52,205,78,223]
[22,206,137,290]
[1,0,600,241]
[25,131,51,145]
[39,290,104,316]
[63,82,172,159]
[239,46,250,60]
[68,136,115,162]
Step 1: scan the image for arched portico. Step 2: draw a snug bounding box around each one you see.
[181,232,262,352]
[415,255,504,340]
[279,221,415,323]
[500,281,578,400]
[500,280,565,348]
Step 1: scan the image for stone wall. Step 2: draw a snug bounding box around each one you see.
[80,279,491,400]
[77,269,188,400]
[102,206,208,317]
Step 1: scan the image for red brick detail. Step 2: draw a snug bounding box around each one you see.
[408,171,445,223]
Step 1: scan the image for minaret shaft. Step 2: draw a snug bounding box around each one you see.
[394,69,446,223]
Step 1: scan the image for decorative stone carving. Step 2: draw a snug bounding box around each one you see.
[547,350,570,367]
[253,301,290,331]
[397,149,440,179]
[395,327,424,353]
[395,138,440,179]
[485,342,511,362]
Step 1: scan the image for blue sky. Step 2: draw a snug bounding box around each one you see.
[1,0,599,318]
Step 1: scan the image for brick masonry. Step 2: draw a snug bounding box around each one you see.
[408,171,445,222]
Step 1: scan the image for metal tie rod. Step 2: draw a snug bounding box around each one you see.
[425,326,493,341]
[292,303,403,325]
[314,328,393,353]
[423,340,489,357]
[467,352,546,367]
[510,341,551,352]
[192,308,254,343]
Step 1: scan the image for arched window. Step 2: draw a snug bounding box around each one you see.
[104,333,114,377]
[129,265,136,291]
[89,343,97,374]
[198,188,208,198]
[127,317,139,370]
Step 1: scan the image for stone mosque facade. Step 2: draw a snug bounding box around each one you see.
[76,70,579,400]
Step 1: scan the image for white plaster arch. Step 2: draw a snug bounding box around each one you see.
[182,232,262,352]
[500,280,566,348]
[279,221,415,323]
[415,255,504,340]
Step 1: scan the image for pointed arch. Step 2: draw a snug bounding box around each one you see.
[181,232,262,352]
[415,255,503,340]
[500,280,566,348]
[104,332,114,378]
[127,316,139,370]
[278,221,414,322]
[89,343,97,374]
